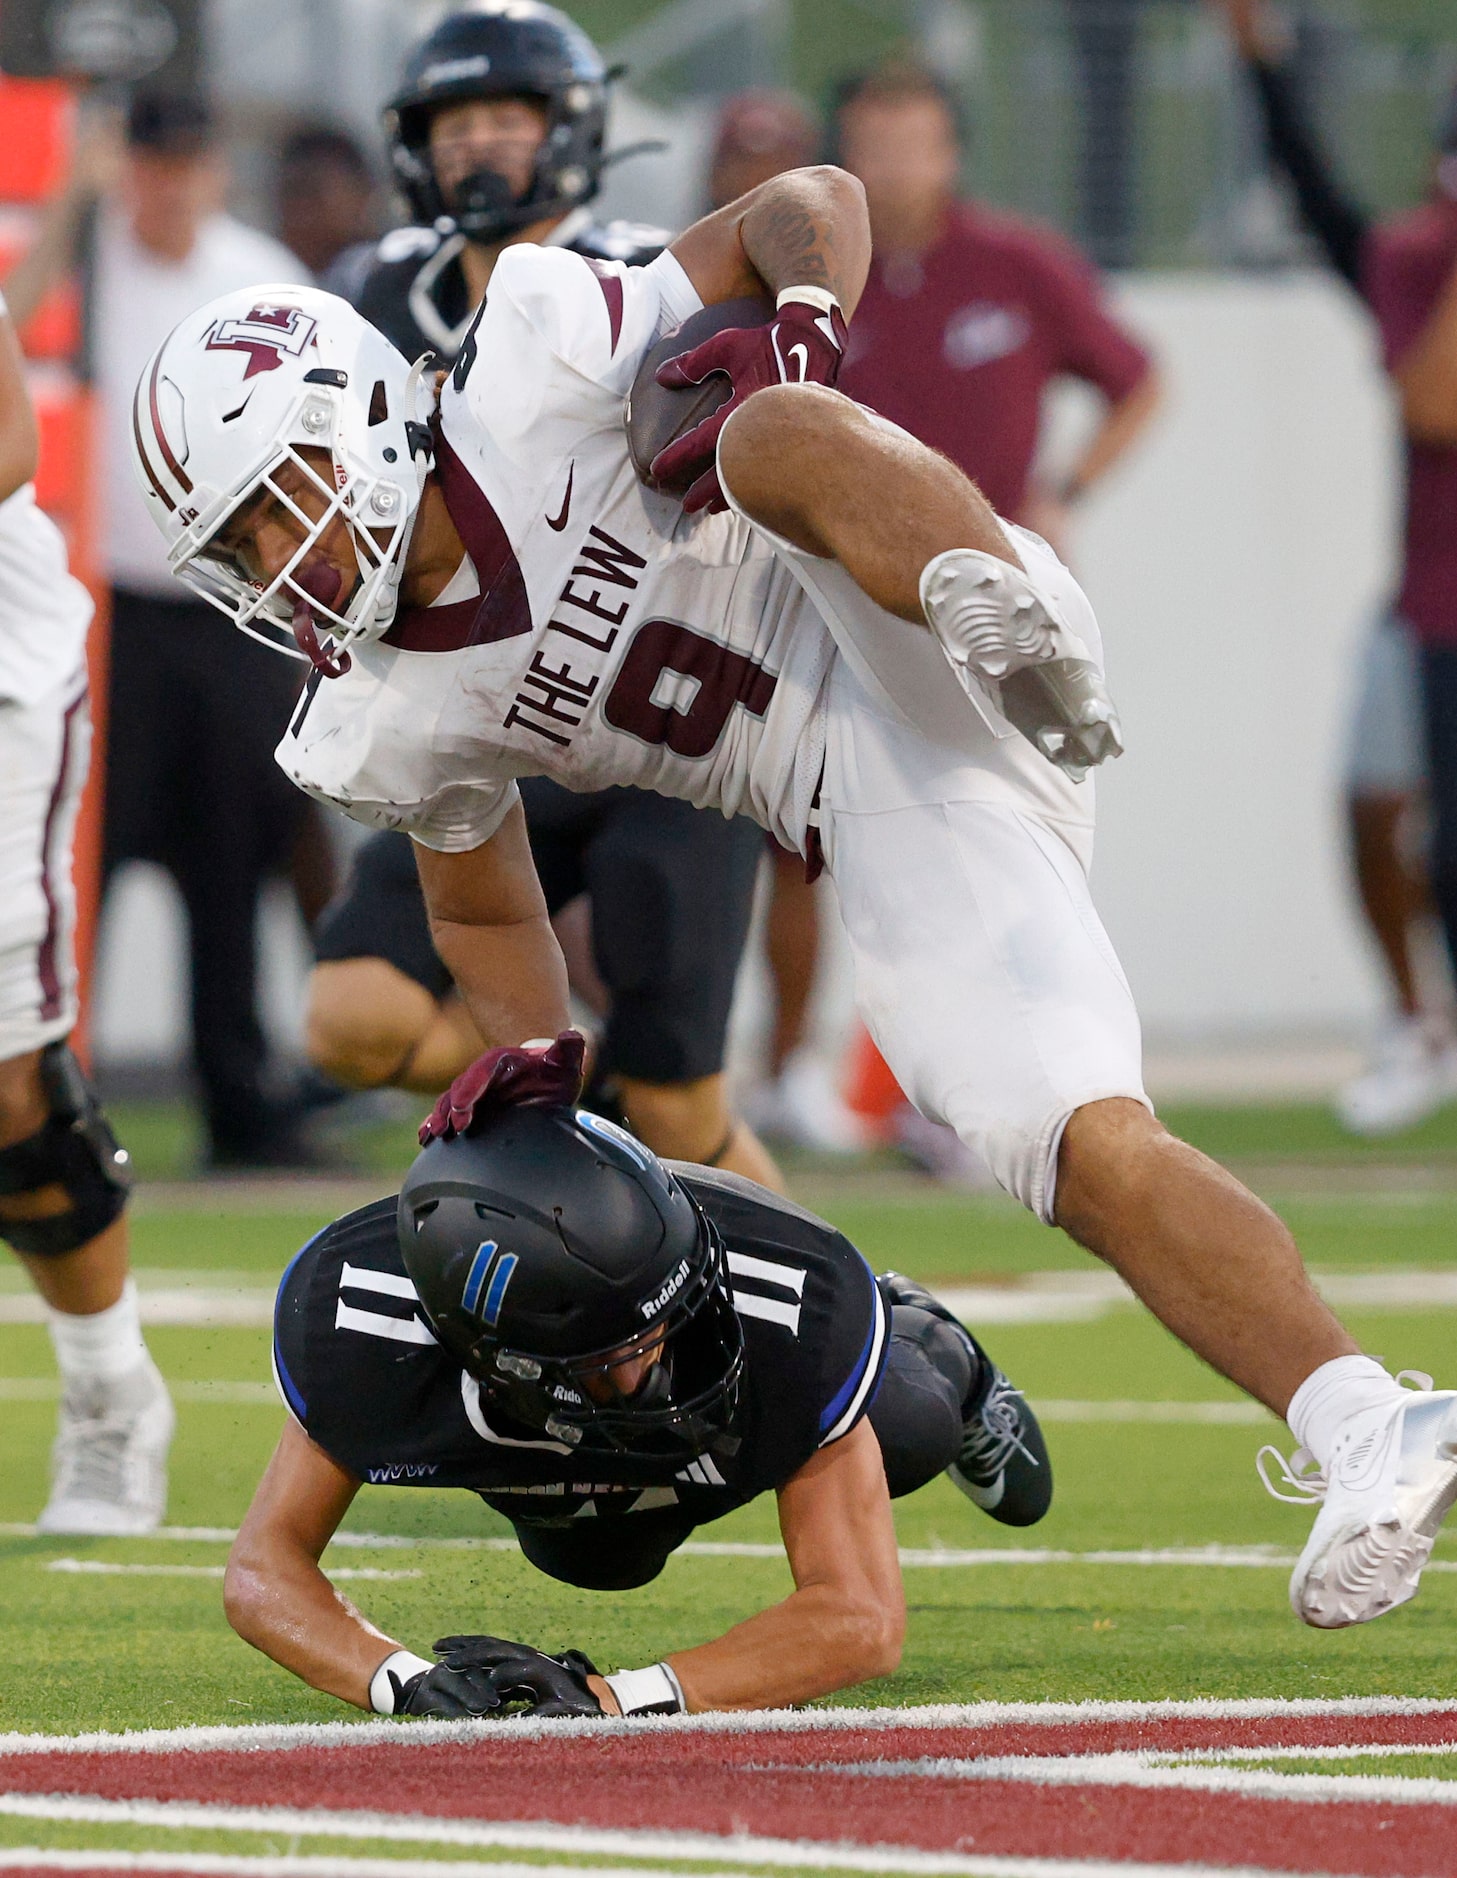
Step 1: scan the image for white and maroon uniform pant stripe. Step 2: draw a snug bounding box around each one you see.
[0,668,90,1060]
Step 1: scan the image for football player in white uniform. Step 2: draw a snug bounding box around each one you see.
[0,292,173,1533]
[134,164,1457,1631]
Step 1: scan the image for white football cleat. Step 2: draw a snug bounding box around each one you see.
[1335,1017,1457,1137]
[36,1356,175,1537]
[920,548,1065,682]
[918,550,1123,780]
[1259,1372,1457,1628]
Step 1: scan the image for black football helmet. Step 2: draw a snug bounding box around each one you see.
[398,1104,743,1466]
[385,2,609,245]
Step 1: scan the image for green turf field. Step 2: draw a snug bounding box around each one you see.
[2,1101,1456,1744]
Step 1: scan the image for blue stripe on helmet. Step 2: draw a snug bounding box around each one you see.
[462,1239,499,1317]
[481,1251,519,1328]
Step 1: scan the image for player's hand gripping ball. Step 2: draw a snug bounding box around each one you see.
[418,1031,587,1146]
[398,1636,604,1719]
[627,294,847,514]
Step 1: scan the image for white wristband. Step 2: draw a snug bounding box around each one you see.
[0,287,8,319]
[604,1661,686,1717]
[775,284,841,318]
[369,1649,433,1715]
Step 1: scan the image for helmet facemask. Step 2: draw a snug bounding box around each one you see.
[166,356,434,674]
[466,1213,744,1467]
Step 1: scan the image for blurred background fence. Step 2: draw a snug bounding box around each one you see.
[202,1,1457,268]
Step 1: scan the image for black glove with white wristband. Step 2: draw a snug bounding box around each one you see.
[370,1638,687,1719]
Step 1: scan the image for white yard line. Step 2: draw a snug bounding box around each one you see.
[7,1521,1456,1576]
[0,1381,1276,1422]
[1,1697,1454,1757]
[0,1380,278,1404]
[0,1797,1365,1878]
[0,1857,796,1878]
[42,1561,418,1582]
[2,1266,1455,1330]
[814,1753,1457,1806]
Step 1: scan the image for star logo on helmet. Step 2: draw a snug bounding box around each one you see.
[204,305,319,380]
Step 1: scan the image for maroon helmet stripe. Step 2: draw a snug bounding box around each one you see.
[148,353,194,495]
[36,687,87,1022]
[131,374,176,513]
[584,259,624,352]
[385,429,532,652]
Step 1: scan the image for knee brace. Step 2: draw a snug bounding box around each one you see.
[0,1042,131,1257]
[867,1303,974,1500]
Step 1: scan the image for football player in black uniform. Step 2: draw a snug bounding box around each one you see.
[310,2,778,1189]
[226,1034,1050,1718]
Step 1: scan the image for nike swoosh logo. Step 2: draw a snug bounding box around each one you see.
[546,462,574,532]
[787,343,809,381]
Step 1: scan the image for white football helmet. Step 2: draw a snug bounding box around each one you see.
[130,284,435,671]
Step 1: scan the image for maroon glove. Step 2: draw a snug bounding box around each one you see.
[418,1031,587,1146]
[650,294,849,515]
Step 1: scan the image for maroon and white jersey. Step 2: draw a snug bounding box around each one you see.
[279,246,835,853]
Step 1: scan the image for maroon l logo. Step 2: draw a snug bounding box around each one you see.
[205,304,318,379]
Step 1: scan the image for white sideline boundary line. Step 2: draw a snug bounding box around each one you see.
[1,1696,1455,1757]
[0,1849,1350,1878]
[0,1799,1371,1877]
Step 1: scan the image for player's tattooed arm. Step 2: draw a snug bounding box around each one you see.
[670,165,871,316]
[413,807,573,1051]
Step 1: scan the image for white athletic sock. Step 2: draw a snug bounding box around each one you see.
[47,1278,149,1389]
[1286,1354,1406,1471]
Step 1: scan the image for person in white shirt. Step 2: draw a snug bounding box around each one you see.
[91,94,317,1167]
[0,290,172,1534]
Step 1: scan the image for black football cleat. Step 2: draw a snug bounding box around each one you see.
[879,1271,1052,1527]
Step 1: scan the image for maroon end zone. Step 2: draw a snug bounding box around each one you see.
[4,1704,1457,1875]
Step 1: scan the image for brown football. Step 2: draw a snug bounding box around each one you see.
[625,295,773,494]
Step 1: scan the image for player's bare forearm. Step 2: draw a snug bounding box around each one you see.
[413,814,572,1048]
[671,166,871,317]
[428,909,571,1049]
[664,1421,905,1711]
[1065,366,1162,499]
[1395,256,1457,444]
[225,1421,394,1710]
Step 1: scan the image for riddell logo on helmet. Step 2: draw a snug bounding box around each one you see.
[640,1258,691,1322]
[424,54,491,86]
[204,304,318,381]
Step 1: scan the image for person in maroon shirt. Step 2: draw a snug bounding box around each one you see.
[1217,0,1457,1136]
[834,60,1160,554]
[778,60,1159,1175]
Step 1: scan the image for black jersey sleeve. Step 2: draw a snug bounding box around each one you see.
[271,1197,486,1486]
[675,1167,889,1491]
[1244,54,1370,294]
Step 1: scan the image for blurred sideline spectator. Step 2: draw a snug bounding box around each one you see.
[750,60,1162,1175]
[706,90,818,209]
[1216,0,1457,1136]
[8,94,318,1168]
[270,125,383,939]
[274,126,380,280]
